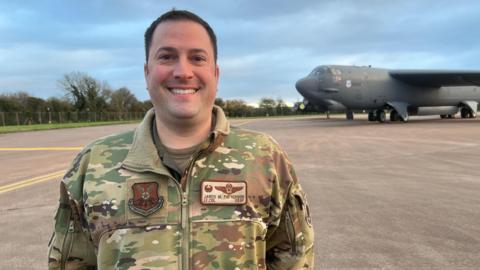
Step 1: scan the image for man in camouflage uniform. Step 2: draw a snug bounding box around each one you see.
[48,9,314,270]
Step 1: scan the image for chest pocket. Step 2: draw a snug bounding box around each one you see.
[124,170,183,226]
[83,168,182,245]
[188,182,270,269]
[125,176,180,224]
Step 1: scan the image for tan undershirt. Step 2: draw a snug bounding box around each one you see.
[151,119,200,178]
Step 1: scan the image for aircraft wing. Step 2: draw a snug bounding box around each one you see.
[389,70,480,87]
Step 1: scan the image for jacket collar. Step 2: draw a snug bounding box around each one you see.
[211,105,230,137]
[122,105,230,175]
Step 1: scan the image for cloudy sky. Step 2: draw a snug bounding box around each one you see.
[1,0,479,105]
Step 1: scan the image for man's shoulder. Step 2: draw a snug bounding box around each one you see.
[86,129,136,151]
[62,129,136,190]
[224,126,282,152]
[70,129,136,168]
[228,126,273,140]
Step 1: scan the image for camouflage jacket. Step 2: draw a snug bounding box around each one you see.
[48,106,314,270]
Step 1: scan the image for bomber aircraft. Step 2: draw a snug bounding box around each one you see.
[295,65,480,122]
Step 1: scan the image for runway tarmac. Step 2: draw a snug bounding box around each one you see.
[1,115,480,269]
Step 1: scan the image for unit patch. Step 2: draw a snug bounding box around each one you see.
[201,180,247,205]
[128,182,164,217]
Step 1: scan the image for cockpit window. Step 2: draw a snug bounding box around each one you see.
[329,68,342,76]
[310,67,326,76]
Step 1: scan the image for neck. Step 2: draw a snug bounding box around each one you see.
[154,113,212,149]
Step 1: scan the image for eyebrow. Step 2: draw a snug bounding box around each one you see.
[154,47,209,57]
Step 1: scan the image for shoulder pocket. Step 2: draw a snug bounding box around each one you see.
[49,201,97,269]
[48,203,72,269]
[286,187,314,254]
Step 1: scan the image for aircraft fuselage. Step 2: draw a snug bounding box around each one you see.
[295,65,480,122]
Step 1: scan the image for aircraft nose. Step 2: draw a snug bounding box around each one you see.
[295,77,317,96]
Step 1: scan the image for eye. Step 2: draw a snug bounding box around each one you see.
[191,55,207,64]
[157,53,176,63]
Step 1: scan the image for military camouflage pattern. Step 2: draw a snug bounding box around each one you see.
[48,106,314,269]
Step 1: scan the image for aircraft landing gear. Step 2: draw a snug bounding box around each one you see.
[346,110,354,120]
[368,109,386,122]
[390,110,399,121]
[368,111,376,121]
[377,109,386,123]
[460,107,476,118]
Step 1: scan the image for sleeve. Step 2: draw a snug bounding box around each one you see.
[48,151,97,269]
[265,147,315,269]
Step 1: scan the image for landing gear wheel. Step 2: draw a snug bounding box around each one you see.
[440,115,447,119]
[368,111,376,121]
[459,107,476,118]
[377,110,386,123]
[346,111,354,120]
[390,110,398,122]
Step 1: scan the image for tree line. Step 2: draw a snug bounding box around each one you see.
[215,97,297,117]
[0,72,152,114]
[0,72,316,125]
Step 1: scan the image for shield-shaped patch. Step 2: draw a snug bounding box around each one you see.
[128,182,164,217]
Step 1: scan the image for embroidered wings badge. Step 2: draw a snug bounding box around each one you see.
[215,183,244,195]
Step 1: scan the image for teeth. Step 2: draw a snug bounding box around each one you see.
[170,88,197,94]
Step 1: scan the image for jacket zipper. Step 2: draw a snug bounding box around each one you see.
[122,148,206,270]
[181,191,188,270]
[121,163,192,270]
[179,150,205,270]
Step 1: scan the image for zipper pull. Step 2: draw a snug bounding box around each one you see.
[68,221,75,233]
[182,193,188,206]
[181,192,188,229]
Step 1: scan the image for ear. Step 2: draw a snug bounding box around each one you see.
[144,62,149,89]
[144,62,149,77]
[215,64,220,84]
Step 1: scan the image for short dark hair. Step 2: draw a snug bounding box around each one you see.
[144,9,218,63]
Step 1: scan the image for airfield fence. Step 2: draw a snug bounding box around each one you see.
[0,111,146,126]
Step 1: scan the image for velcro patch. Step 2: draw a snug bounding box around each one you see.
[201,180,247,205]
[128,182,163,217]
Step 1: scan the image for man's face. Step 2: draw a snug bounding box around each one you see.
[144,20,219,124]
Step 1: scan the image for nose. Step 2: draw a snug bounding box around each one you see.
[295,77,317,96]
[173,58,194,79]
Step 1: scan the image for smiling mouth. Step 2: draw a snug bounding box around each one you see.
[168,88,199,94]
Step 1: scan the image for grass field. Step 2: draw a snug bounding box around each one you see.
[0,120,140,134]
[0,113,332,134]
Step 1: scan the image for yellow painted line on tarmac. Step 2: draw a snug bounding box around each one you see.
[0,147,82,151]
[0,170,65,194]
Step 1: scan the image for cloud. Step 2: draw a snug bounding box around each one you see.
[0,44,144,98]
[1,0,480,103]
